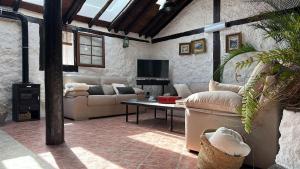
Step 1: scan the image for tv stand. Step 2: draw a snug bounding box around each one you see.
[136,79,170,95]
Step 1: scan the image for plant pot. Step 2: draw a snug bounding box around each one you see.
[0,112,8,126]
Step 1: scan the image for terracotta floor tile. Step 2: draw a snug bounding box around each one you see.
[0,110,198,169]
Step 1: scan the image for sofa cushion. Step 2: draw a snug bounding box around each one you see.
[185,91,242,113]
[174,84,192,98]
[117,87,135,94]
[88,95,116,106]
[65,91,89,97]
[112,83,126,94]
[65,83,89,91]
[116,94,137,104]
[88,85,104,95]
[133,87,144,95]
[209,80,242,93]
[102,85,115,95]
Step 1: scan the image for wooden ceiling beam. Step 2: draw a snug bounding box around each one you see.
[63,0,86,24]
[88,0,113,28]
[123,0,157,35]
[139,10,165,37]
[13,0,21,11]
[148,0,193,37]
[20,1,44,13]
[108,0,139,32]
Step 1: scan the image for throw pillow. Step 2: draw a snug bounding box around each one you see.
[238,62,272,96]
[65,83,89,91]
[102,85,115,95]
[173,84,192,98]
[88,85,104,95]
[112,83,126,95]
[133,87,144,95]
[65,91,89,97]
[209,80,242,93]
[275,109,300,169]
[116,87,135,94]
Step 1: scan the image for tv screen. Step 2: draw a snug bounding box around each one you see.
[137,59,169,78]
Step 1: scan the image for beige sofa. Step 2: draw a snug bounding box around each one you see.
[63,75,144,120]
[184,64,282,169]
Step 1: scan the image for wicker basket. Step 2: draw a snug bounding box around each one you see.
[197,129,245,169]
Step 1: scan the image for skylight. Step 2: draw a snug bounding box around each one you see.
[77,0,108,18]
[156,0,166,10]
[22,0,132,23]
[23,0,43,6]
[99,0,130,22]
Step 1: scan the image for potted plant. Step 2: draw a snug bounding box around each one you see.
[215,1,300,133]
[0,103,8,126]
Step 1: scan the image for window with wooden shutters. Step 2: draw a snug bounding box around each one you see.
[77,32,105,68]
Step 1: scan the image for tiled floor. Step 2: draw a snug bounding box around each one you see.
[1,110,197,169]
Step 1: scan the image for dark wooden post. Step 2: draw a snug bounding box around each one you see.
[44,0,64,145]
[213,0,221,82]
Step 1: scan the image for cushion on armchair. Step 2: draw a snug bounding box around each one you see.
[174,84,192,98]
[209,80,242,93]
[238,62,272,96]
[185,91,242,113]
[133,87,144,95]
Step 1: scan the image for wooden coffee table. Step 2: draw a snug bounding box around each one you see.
[121,99,185,131]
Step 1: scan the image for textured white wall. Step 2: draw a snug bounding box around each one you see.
[0,19,22,120]
[151,0,276,88]
[66,37,152,87]
[0,16,152,119]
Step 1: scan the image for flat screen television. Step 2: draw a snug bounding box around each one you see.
[137,59,169,78]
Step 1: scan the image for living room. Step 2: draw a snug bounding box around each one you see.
[0,0,299,169]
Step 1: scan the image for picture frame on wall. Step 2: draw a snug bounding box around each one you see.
[226,32,242,53]
[191,38,206,54]
[179,43,191,55]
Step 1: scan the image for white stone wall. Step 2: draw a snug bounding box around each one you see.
[151,0,277,88]
[0,16,152,119]
[0,19,22,120]
[66,36,152,87]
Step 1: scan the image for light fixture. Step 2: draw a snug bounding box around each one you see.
[204,22,227,33]
[162,0,176,12]
[123,36,129,48]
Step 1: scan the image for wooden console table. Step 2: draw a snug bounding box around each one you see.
[136,79,170,95]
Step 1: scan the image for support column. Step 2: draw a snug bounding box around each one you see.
[44,0,64,145]
[213,0,221,82]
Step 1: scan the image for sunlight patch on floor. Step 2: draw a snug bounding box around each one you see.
[127,131,185,154]
[70,147,122,169]
[38,152,59,169]
[2,156,44,169]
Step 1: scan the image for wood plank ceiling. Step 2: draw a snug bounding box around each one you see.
[0,0,193,38]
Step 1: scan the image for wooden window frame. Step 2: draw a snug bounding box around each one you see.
[76,32,105,68]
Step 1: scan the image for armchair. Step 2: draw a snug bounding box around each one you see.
[184,63,282,169]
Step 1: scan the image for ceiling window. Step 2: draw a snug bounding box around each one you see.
[77,0,108,18]
[99,0,130,22]
[77,32,105,68]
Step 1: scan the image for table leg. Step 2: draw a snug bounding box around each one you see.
[165,108,168,121]
[154,108,157,119]
[170,109,173,132]
[136,106,139,124]
[126,104,128,122]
